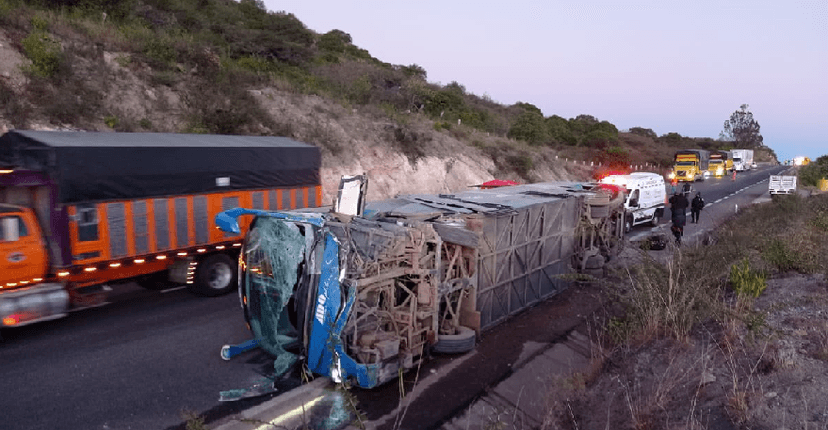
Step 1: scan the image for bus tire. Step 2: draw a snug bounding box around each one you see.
[433,326,476,354]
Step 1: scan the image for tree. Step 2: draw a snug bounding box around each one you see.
[318,29,352,53]
[721,104,764,148]
[513,102,542,116]
[545,115,576,145]
[507,110,549,145]
[629,127,657,140]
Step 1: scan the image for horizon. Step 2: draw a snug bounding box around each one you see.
[270,1,826,163]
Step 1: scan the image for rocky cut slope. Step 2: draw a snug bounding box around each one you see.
[0,27,592,205]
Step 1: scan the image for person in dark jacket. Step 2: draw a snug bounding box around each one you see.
[682,182,692,197]
[691,192,705,223]
[669,191,689,245]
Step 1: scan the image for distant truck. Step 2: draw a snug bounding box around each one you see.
[768,175,797,195]
[708,150,734,177]
[600,172,666,232]
[793,156,810,166]
[0,130,321,330]
[731,149,754,172]
[670,149,710,182]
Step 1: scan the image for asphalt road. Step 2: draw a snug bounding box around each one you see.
[673,163,789,207]
[626,163,790,241]
[0,282,293,430]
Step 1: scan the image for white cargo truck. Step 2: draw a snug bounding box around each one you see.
[600,172,667,232]
[769,175,797,195]
[731,149,754,172]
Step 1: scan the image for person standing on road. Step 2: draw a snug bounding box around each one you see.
[732,168,737,181]
[682,182,692,197]
[691,192,705,223]
[669,191,689,245]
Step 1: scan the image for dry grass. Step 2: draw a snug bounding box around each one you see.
[542,192,828,429]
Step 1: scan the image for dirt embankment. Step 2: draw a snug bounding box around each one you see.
[0,28,592,204]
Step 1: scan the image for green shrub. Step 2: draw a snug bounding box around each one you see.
[318,29,351,53]
[798,155,828,187]
[391,125,427,165]
[150,70,177,87]
[143,37,177,68]
[139,118,152,129]
[811,211,828,232]
[115,55,132,67]
[628,127,657,140]
[30,14,48,31]
[0,0,12,20]
[729,258,766,298]
[21,31,62,78]
[433,121,452,131]
[346,75,371,105]
[505,154,534,176]
[235,56,274,73]
[104,115,119,128]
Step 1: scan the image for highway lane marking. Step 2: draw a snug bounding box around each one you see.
[161,286,187,294]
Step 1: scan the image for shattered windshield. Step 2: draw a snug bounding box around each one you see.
[241,217,308,376]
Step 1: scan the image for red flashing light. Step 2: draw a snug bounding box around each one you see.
[479,179,520,189]
[3,315,20,326]
[595,170,631,181]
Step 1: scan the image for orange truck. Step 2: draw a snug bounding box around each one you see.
[0,130,321,330]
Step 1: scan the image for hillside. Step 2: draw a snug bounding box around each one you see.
[0,0,776,204]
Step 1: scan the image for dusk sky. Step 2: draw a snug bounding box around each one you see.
[267,1,826,162]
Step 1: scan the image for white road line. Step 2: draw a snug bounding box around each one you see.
[161,286,187,294]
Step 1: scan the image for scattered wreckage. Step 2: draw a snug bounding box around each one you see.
[216,176,626,394]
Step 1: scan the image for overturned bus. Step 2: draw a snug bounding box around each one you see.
[216,176,625,390]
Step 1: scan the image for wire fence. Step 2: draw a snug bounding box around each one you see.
[554,155,671,176]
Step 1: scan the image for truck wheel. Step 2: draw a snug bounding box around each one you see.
[624,215,633,233]
[433,326,476,354]
[650,212,660,227]
[190,254,237,297]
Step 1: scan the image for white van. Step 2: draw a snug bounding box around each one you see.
[600,172,667,232]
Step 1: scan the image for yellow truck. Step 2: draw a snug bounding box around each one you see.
[669,149,710,182]
[708,150,734,177]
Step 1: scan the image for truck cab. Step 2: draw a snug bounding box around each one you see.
[0,205,48,288]
[599,172,666,232]
[708,150,733,177]
[0,204,68,327]
[669,150,710,182]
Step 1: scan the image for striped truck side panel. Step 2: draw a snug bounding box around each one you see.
[67,186,322,268]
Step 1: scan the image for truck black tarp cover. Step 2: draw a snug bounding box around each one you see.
[0,130,320,204]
